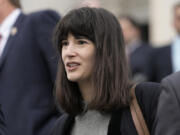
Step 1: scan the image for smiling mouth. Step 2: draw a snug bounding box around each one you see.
[66,62,80,71]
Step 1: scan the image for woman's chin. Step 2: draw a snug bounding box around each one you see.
[67,75,79,82]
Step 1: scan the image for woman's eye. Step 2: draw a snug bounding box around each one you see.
[61,41,68,46]
[78,40,87,45]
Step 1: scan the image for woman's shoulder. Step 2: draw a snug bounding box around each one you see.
[135,82,162,113]
[134,82,162,133]
[135,82,162,100]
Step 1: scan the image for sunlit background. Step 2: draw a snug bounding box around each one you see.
[21,0,180,47]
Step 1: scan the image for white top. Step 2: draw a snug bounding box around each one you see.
[171,36,180,72]
[0,8,21,57]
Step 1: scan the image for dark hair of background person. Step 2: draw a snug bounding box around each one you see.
[173,2,180,11]
[119,16,141,31]
[54,7,132,115]
[119,15,149,42]
[9,0,21,8]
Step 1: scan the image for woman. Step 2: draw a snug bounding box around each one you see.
[52,7,161,135]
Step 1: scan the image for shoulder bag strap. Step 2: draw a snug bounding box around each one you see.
[130,85,150,135]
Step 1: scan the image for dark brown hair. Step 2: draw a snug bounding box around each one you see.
[9,0,21,8]
[54,7,132,115]
[118,16,141,31]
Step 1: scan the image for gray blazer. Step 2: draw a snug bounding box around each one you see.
[155,71,180,135]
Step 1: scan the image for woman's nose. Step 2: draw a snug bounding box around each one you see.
[63,44,77,58]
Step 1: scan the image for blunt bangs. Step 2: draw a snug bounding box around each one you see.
[55,8,96,51]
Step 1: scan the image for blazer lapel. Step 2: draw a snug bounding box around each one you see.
[62,115,74,135]
[54,110,122,135]
[52,114,74,135]
[108,109,122,135]
[0,13,25,67]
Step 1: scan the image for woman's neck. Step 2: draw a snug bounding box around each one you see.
[78,80,94,103]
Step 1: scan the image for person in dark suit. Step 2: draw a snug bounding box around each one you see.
[153,2,180,82]
[152,46,172,82]
[155,71,180,135]
[0,0,60,135]
[0,106,6,135]
[51,7,161,135]
[119,16,154,83]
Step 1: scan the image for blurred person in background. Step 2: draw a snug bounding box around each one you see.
[0,0,61,135]
[153,2,180,82]
[119,16,154,83]
[155,71,180,135]
[51,7,161,135]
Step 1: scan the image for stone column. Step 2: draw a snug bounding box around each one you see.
[149,0,179,46]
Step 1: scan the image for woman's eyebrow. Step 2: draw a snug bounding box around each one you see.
[74,35,87,39]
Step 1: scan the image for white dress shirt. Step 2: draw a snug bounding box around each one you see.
[171,36,180,73]
[0,8,21,57]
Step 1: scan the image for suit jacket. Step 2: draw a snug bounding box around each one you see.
[155,71,180,135]
[129,43,155,83]
[0,10,60,135]
[152,45,172,82]
[51,82,161,135]
[0,105,6,135]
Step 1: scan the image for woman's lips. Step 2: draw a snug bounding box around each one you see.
[66,62,80,71]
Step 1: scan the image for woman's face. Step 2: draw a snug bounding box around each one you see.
[61,33,95,83]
